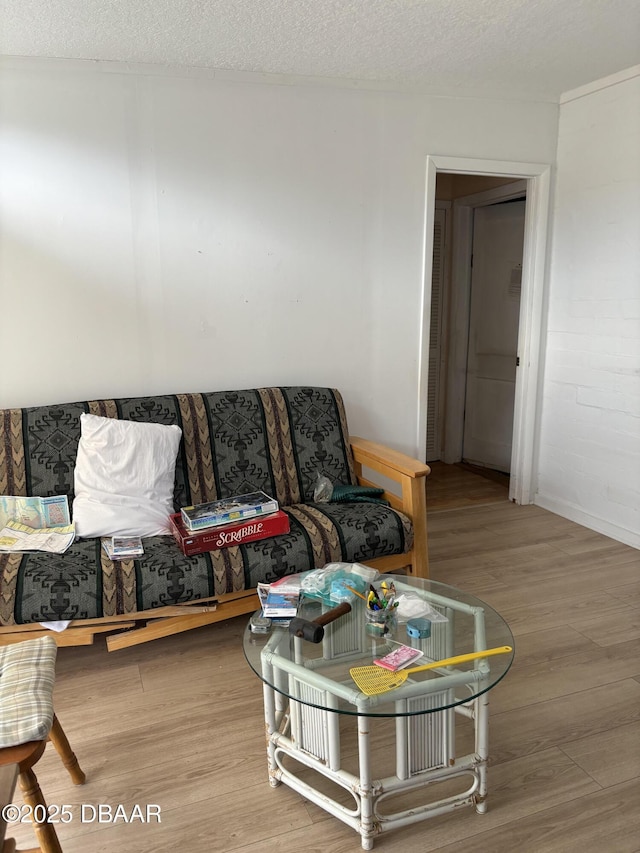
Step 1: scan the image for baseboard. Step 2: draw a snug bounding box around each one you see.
[534,494,640,550]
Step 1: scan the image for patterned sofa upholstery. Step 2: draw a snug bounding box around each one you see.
[0,387,430,649]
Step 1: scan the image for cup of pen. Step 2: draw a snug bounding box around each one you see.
[365,587,397,637]
[365,608,396,637]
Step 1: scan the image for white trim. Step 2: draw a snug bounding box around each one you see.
[417,160,439,462]
[419,155,552,505]
[441,201,472,465]
[425,206,448,461]
[429,157,550,178]
[535,495,640,550]
[510,167,551,505]
[437,202,453,460]
[560,64,640,104]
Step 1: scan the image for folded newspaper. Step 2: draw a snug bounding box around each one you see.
[0,519,75,554]
[0,495,75,553]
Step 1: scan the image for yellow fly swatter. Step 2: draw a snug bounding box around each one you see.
[350,646,513,696]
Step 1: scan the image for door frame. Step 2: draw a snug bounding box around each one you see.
[427,200,452,462]
[419,156,551,505]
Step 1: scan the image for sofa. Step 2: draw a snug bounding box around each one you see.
[0,386,430,650]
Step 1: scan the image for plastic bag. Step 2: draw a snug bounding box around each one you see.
[300,562,379,603]
[394,593,449,623]
[268,574,306,594]
[313,472,333,503]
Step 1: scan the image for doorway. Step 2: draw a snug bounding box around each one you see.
[419,156,552,505]
[462,196,526,475]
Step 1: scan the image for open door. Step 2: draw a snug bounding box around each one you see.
[462,199,525,473]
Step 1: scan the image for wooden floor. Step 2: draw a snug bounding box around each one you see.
[7,465,640,852]
[427,461,510,510]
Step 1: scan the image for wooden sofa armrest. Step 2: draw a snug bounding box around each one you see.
[350,436,430,577]
[350,436,431,480]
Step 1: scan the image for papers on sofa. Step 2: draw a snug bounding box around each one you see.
[0,519,75,554]
[101,536,144,561]
[39,621,72,632]
[0,495,71,530]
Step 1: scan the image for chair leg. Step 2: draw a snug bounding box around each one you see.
[18,768,62,853]
[47,715,85,785]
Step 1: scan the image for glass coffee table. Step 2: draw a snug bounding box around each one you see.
[243,574,514,849]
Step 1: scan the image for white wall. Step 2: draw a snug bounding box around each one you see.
[0,57,558,456]
[536,68,640,547]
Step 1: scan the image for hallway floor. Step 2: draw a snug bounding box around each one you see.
[426,461,509,511]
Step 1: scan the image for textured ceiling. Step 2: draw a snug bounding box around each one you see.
[2,0,639,100]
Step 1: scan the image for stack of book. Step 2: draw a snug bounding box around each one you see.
[257,582,299,626]
[170,490,290,556]
[101,536,144,561]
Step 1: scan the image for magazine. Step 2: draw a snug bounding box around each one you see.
[373,644,424,671]
[262,590,299,618]
[0,519,75,554]
[181,491,279,532]
[257,582,299,625]
[0,495,71,530]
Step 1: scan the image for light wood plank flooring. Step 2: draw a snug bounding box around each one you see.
[426,461,510,511]
[7,466,640,852]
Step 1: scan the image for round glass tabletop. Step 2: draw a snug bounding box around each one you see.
[243,573,514,717]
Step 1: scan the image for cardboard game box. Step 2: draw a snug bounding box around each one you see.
[180,491,279,531]
[169,510,290,556]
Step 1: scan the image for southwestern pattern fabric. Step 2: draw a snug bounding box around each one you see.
[0,387,412,625]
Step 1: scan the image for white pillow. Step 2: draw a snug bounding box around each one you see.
[72,414,182,538]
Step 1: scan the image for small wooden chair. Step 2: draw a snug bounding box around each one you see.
[0,637,85,853]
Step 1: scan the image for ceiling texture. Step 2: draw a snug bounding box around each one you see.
[1,0,639,101]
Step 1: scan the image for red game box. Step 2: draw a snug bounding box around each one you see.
[169,510,290,556]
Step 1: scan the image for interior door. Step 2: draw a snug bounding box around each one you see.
[462,199,525,473]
